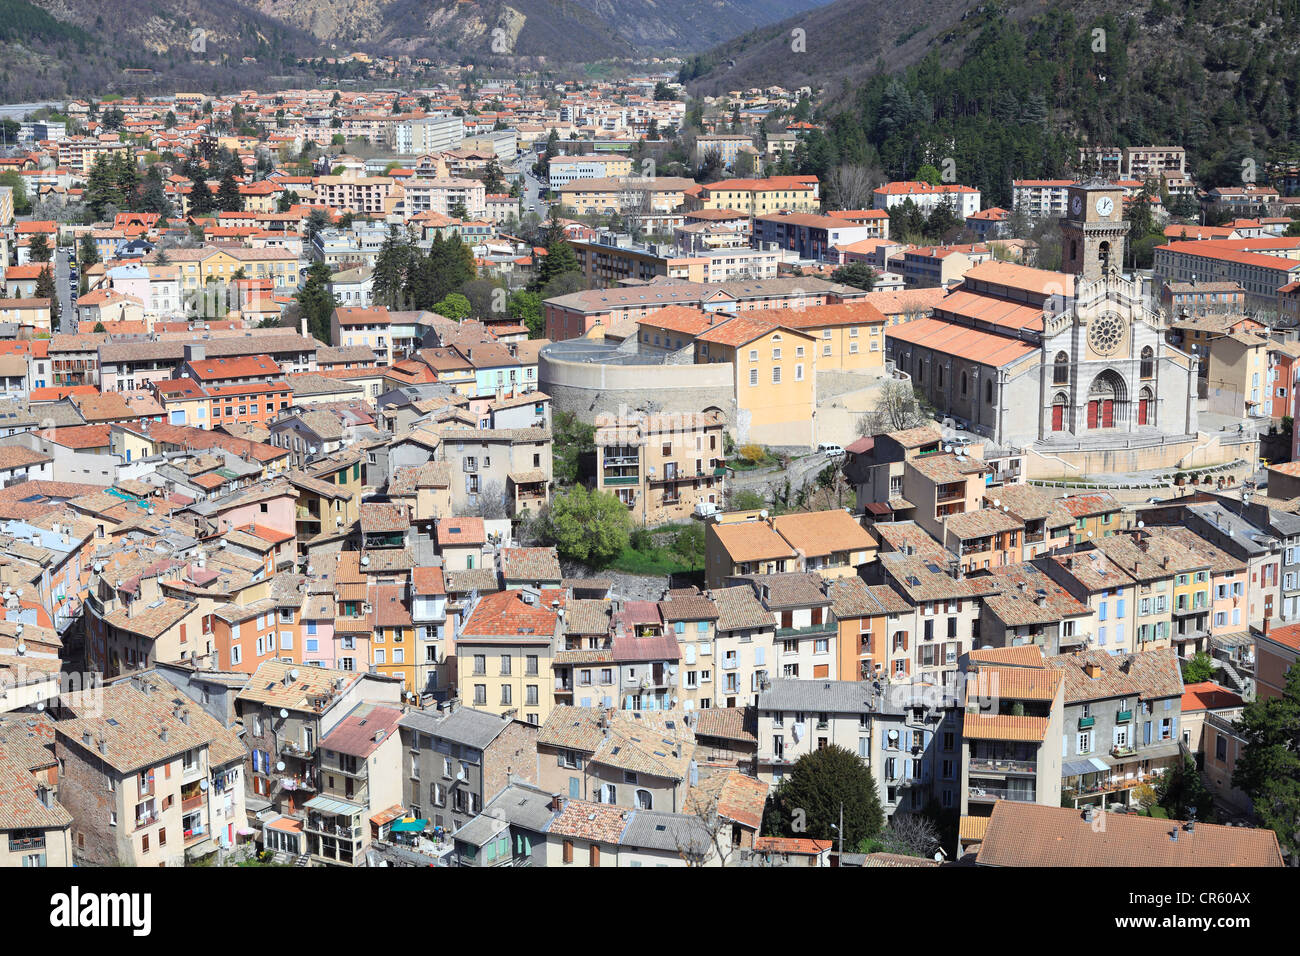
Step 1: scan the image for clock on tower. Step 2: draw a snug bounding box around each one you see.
[1061,179,1127,280]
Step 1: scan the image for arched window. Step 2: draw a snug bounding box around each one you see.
[635,789,653,810]
[1140,345,1154,380]
[1053,351,1070,385]
[985,378,994,405]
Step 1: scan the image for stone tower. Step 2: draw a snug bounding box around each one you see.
[1061,178,1128,279]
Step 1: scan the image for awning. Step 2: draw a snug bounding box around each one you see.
[1210,631,1253,650]
[304,795,364,815]
[865,502,893,516]
[389,819,429,833]
[1062,757,1110,777]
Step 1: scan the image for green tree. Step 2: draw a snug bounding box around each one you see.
[0,172,31,216]
[93,322,106,332]
[27,234,51,264]
[671,524,706,568]
[1232,666,1300,855]
[295,261,338,344]
[540,485,631,568]
[763,745,885,849]
[552,410,595,484]
[481,158,506,195]
[188,177,216,216]
[34,265,59,326]
[915,163,942,186]
[533,214,581,292]
[432,293,472,321]
[1181,652,1217,684]
[508,290,545,338]
[217,170,244,213]
[78,234,100,268]
[1154,753,1216,823]
[373,226,416,309]
[830,261,877,290]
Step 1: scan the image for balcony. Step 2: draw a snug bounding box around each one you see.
[775,620,837,639]
[280,740,313,759]
[1111,744,1137,758]
[1078,716,1095,729]
[8,832,45,851]
[554,677,573,692]
[602,474,640,486]
[134,810,160,830]
[967,757,1038,774]
[181,792,205,813]
[967,786,1037,803]
[1115,709,1133,723]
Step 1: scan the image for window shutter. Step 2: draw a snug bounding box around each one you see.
[563,840,573,864]
[589,844,600,867]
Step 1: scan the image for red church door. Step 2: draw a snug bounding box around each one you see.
[1051,404,1064,431]
[1101,399,1114,428]
[1137,399,1149,425]
[1087,401,1099,429]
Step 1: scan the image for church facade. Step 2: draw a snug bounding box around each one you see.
[888,179,1251,476]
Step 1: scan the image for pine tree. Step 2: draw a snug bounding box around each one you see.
[295,261,337,344]
[217,171,244,213]
[27,234,51,264]
[35,265,58,326]
[189,178,216,216]
[373,226,415,309]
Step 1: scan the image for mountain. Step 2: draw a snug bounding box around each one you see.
[244,0,829,59]
[686,0,1300,202]
[0,0,827,99]
[0,0,320,101]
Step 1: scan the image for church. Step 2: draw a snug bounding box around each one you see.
[886,179,1252,477]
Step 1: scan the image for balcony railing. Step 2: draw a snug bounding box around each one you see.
[554,677,573,692]
[1116,709,1133,723]
[8,833,45,851]
[968,757,1038,774]
[967,786,1037,803]
[774,621,837,639]
[602,475,640,486]
[134,810,160,830]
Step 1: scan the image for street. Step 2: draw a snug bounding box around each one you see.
[54,244,75,333]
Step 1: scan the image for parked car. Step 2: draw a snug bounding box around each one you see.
[818,442,845,456]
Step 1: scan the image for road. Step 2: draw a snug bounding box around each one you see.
[520,148,548,221]
[54,245,75,333]
[727,451,837,503]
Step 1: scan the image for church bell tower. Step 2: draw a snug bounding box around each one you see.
[1061,179,1127,279]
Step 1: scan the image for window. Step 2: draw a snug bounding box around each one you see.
[772,367,782,384]
[749,368,758,386]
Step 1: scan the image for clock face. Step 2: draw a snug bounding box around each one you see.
[1095,196,1115,217]
[1071,195,1083,216]
[1088,313,1125,357]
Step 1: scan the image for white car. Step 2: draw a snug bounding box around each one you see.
[818,443,845,456]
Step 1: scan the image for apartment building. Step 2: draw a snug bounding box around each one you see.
[314,175,399,217]
[1048,648,1185,810]
[755,678,948,816]
[456,589,563,727]
[1011,180,1074,219]
[55,673,247,866]
[536,706,695,812]
[686,177,821,216]
[546,153,634,187]
[399,705,539,834]
[400,177,487,221]
[958,648,1065,820]
[594,410,726,525]
[752,212,882,262]
[873,182,982,218]
[0,714,73,868]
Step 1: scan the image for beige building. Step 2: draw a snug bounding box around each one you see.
[54,672,247,866]
[0,714,74,867]
[456,589,563,727]
[594,410,726,525]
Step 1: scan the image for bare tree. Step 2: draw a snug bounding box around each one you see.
[677,787,739,867]
[474,480,510,520]
[859,380,933,437]
[826,163,881,211]
[878,812,941,859]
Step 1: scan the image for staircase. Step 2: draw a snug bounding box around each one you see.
[294,854,310,867]
[1215,657,1254,699]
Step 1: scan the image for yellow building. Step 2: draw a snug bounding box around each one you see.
[154,246,300,292]
[687,176,821,216]
[779,301,888,372]
[369,582,416,689]
[705,509,875,588]
[695,315,817,448]
[456,590,562,727]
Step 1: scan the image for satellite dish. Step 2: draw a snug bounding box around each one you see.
[1137,520,1145,529]
[1087,531,1093,538]
[14,643,24,655]
[35,701,44,711]
[199,779,209,791]
[276,761,285,772]
[992,498,1000,508]
[289,669,300,680]
[279,708,289,718]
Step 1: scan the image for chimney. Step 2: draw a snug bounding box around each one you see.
[1263,616,1271,636]
[159,728,168,743]
[82,731,92,747]
[1084,662,1102,679]
[97,737,107,755]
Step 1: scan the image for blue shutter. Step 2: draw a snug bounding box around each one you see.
[569,777,580,798]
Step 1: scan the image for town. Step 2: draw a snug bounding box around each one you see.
[0,48,1296,875]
